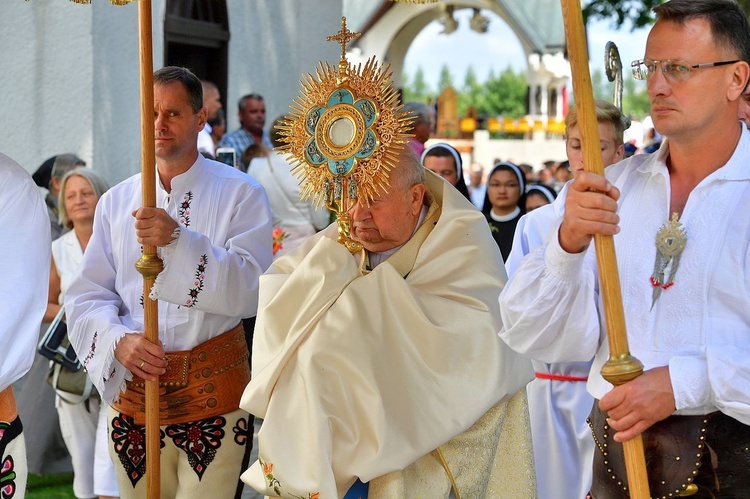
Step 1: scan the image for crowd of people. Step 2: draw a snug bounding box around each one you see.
[2,0,750,498]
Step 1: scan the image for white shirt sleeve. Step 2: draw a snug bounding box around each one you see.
[0,160,51,391]
[498,231,602,364]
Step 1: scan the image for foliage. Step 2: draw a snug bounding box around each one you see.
[458,65,483,117]
[402,66,432,103]
[437,63,454,94]
[402,61,649,128]
[403,64,537,120]
[591,69,609,102]
[582,0,661,29]
[622,75,651,117]
[482,66,527,118]
[583,0,750,29]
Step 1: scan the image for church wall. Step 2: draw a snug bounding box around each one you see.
[1,0,341,185]
[222,0,341,133]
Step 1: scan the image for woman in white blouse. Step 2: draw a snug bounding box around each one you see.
[44,167,119,499]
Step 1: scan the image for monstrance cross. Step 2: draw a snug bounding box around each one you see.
[327,17,361,61]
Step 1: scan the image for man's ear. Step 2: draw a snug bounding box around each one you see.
[197,107,208,131]
[728,61,750,101]
[615,144,625,163]
[410,183,426,215]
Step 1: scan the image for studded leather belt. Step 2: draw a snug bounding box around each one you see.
[112,322,249,425]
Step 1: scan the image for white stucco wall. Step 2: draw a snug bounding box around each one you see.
[222,1,341,132]
[1,0,341,186]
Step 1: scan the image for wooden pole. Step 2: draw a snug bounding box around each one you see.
[134,1,163,498]
[559,1,650,497]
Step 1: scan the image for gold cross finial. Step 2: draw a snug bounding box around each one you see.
[327,17,360,61]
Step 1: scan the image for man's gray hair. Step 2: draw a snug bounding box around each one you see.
[401,101,432,130]
[393,145,425,190]
[50,153,85,185]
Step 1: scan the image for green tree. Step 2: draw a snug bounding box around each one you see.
[622,74,650,118]
[437,64,454,93]
[459,65,484,116]
[482,66,527,118]
[591,69,610,102]
[583,0,750,29]
[406,66,431,103]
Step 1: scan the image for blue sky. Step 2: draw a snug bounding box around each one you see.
[404,8,651,91]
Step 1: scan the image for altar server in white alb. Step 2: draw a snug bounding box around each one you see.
[503,100,625,499]
[500,1,750,496]
[65,66,273,498]
[0,153,51,498]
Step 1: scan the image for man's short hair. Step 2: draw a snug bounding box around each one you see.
[654,0,750,63]
[201,80,218,94]
[565,100,626,146]
[154,66,203,113]
[238,93,265,114]
[401,102,432,131]
[58,167,110,229]
[51,153,85,185]
[393,145,425,190]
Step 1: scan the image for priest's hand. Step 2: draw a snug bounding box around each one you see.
[599,366,676,442]
[115,332,168,382]
[133,207,179,247]
[559,172,621,254]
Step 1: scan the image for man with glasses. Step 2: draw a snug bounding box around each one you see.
[499,0,750,496]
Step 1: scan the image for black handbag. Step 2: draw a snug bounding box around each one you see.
[38,307,97,403]
[38,307,80,371]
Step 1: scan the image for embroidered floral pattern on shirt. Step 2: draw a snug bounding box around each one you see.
[0,455,16,499]
[186,254,207,308]
[260,458,319,499]
[232,416,251,446]
[164,416,226,480]
[179,191,193,227]
[83,331,98,368]
[111,413,165,487]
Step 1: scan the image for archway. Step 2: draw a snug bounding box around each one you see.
[347,0,569,122]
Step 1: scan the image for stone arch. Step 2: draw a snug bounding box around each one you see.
[347,0,569,121]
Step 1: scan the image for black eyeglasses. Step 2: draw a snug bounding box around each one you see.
[631,58,740,82]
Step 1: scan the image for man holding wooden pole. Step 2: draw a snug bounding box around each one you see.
[66,66,273,498]
[499,0,750,496]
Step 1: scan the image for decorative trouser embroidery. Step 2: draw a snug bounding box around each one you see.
[111,413,165,488]
[164,416,226,480]
[109,408,250,498]
[0,418,24,499]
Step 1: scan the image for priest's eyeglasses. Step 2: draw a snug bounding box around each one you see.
[631,59,739,82]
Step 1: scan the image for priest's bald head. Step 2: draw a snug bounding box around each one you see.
[348,147,427,253]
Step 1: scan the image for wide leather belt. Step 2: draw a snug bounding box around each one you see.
[0,387,17,422]
[113,323,249,425]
